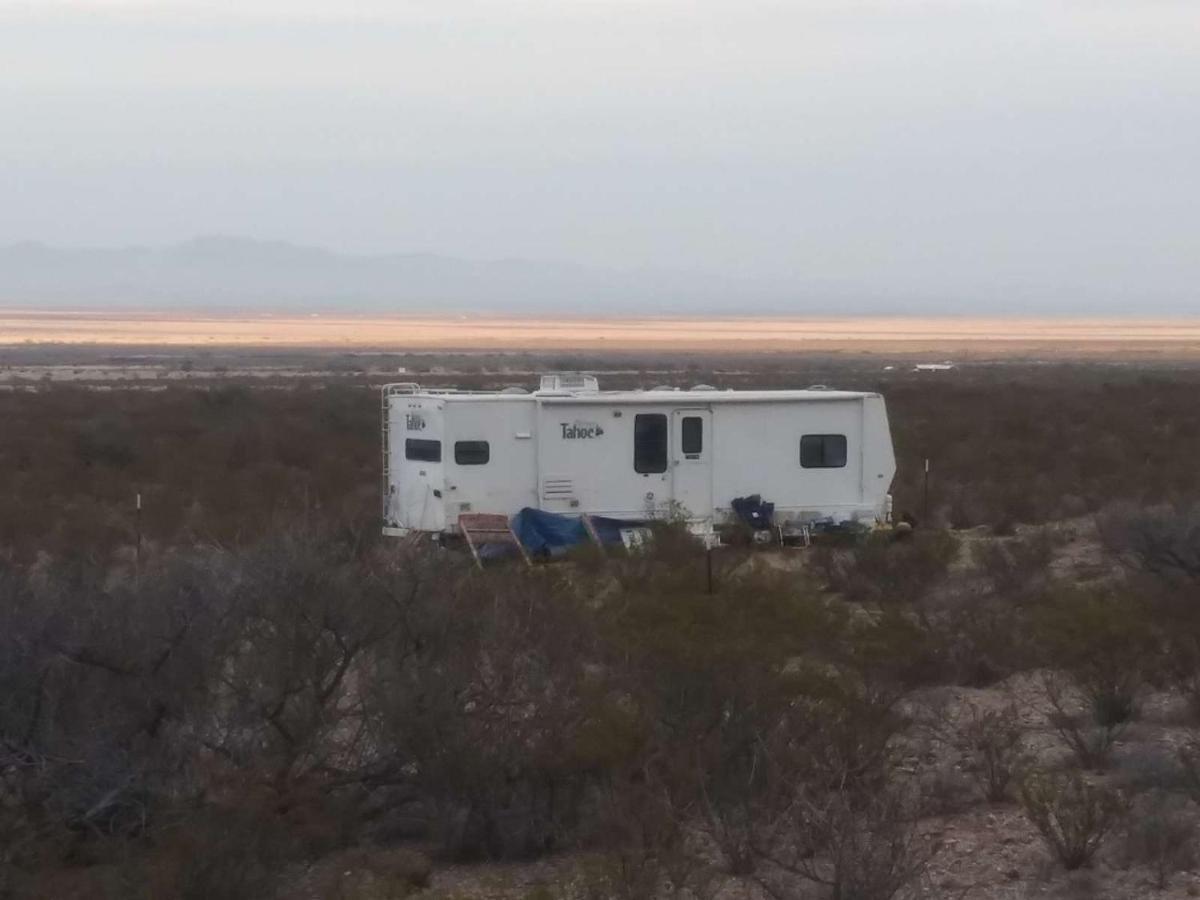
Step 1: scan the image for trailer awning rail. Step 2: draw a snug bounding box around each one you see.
[383,383,511,397]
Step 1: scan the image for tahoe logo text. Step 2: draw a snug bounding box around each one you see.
[561,421,604,439]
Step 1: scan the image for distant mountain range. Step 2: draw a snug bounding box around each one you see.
[8,236,1184,316]
[0,236,793,314]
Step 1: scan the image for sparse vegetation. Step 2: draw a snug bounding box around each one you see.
[3,357,1200,897]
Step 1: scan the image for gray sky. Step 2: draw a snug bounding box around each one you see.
[2,0,1198,311]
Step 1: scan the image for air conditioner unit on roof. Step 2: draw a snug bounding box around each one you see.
[539,373,599,393]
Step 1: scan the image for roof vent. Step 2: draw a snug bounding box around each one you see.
[690,384,718,391]
[806,384,831,391]
[500,386,528,394]
[539,373,599,393]
[651,384,676,392]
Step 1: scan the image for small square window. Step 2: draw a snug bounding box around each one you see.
[800,434,847,468]
[405,438,442,463]
[454,440,490,465]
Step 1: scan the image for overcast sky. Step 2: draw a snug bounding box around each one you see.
[1,0,1197,311]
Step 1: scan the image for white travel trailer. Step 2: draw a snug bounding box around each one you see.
[381,375,896,536]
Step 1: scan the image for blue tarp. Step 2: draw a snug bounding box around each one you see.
[511,507,645,557]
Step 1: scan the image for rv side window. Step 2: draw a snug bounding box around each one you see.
[634,414,668,473]
[681,416,703,456]
[405,438,442,463]
[800,434,847,468]
[454,440,490,465]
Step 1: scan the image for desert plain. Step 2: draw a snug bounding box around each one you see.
[4,310,1200,356]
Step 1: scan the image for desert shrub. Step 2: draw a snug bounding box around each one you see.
[582,779,699,900]
[74,413,138,469]
[1119,790,1198,889]
[202,529,415,785]
[754,779,939,900]
[1113,744,1192,795]
[971,529,1056,599]
[148,806,292,900]
[1032,588,1152,763]
[1042,674,1127,771]
[1101,504,1200,717]
[820,530,959,606]
[0,552,236,867]
[1019,770,1127,870]
[1099,502,1200,583]
[936,594,1032,686]
[959,703,1033,803]
[369,568,605,860]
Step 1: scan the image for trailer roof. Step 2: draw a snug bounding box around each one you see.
[384,384,879,404]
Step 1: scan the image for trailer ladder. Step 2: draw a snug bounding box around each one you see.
[458,514,532,569]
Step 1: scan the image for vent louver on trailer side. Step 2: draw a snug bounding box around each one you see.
[542,477,574,497]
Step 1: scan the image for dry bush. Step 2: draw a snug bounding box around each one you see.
[753,779,939,900]
[971,529,1056,600]
[369,568,605,860]
[818,530,959,607]
[581,779,699,900]
[1042,674,1127,772]
[958,702,1034,803]
[933,594,1031,686]
[202,530,419,786]
[146,805,292,900]
[0,532,439,890]
[1099,502,1200,583]
[1034,588,1156,767]
[1019,770,1127,870]
[1100,504,1200,717]
[1119,790,1197,890]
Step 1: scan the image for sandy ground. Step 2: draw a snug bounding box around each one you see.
[5,311,1200,356]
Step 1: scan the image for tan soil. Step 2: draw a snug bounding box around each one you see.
[5,311,1200,356]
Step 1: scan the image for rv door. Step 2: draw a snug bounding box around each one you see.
[671,409,712,520]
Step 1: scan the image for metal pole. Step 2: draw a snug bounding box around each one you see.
[706,545,714,595]
[135,491,142,572]
[922,458,930,525]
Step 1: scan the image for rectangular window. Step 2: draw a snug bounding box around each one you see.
[681,416,703,457]
[634,414,668,473]
[800,434,847,468]
[454,440,490,465]
[405,438,442,463]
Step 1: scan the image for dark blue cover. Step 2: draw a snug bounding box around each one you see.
[731,494,775,530]
[510,508,645,557]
